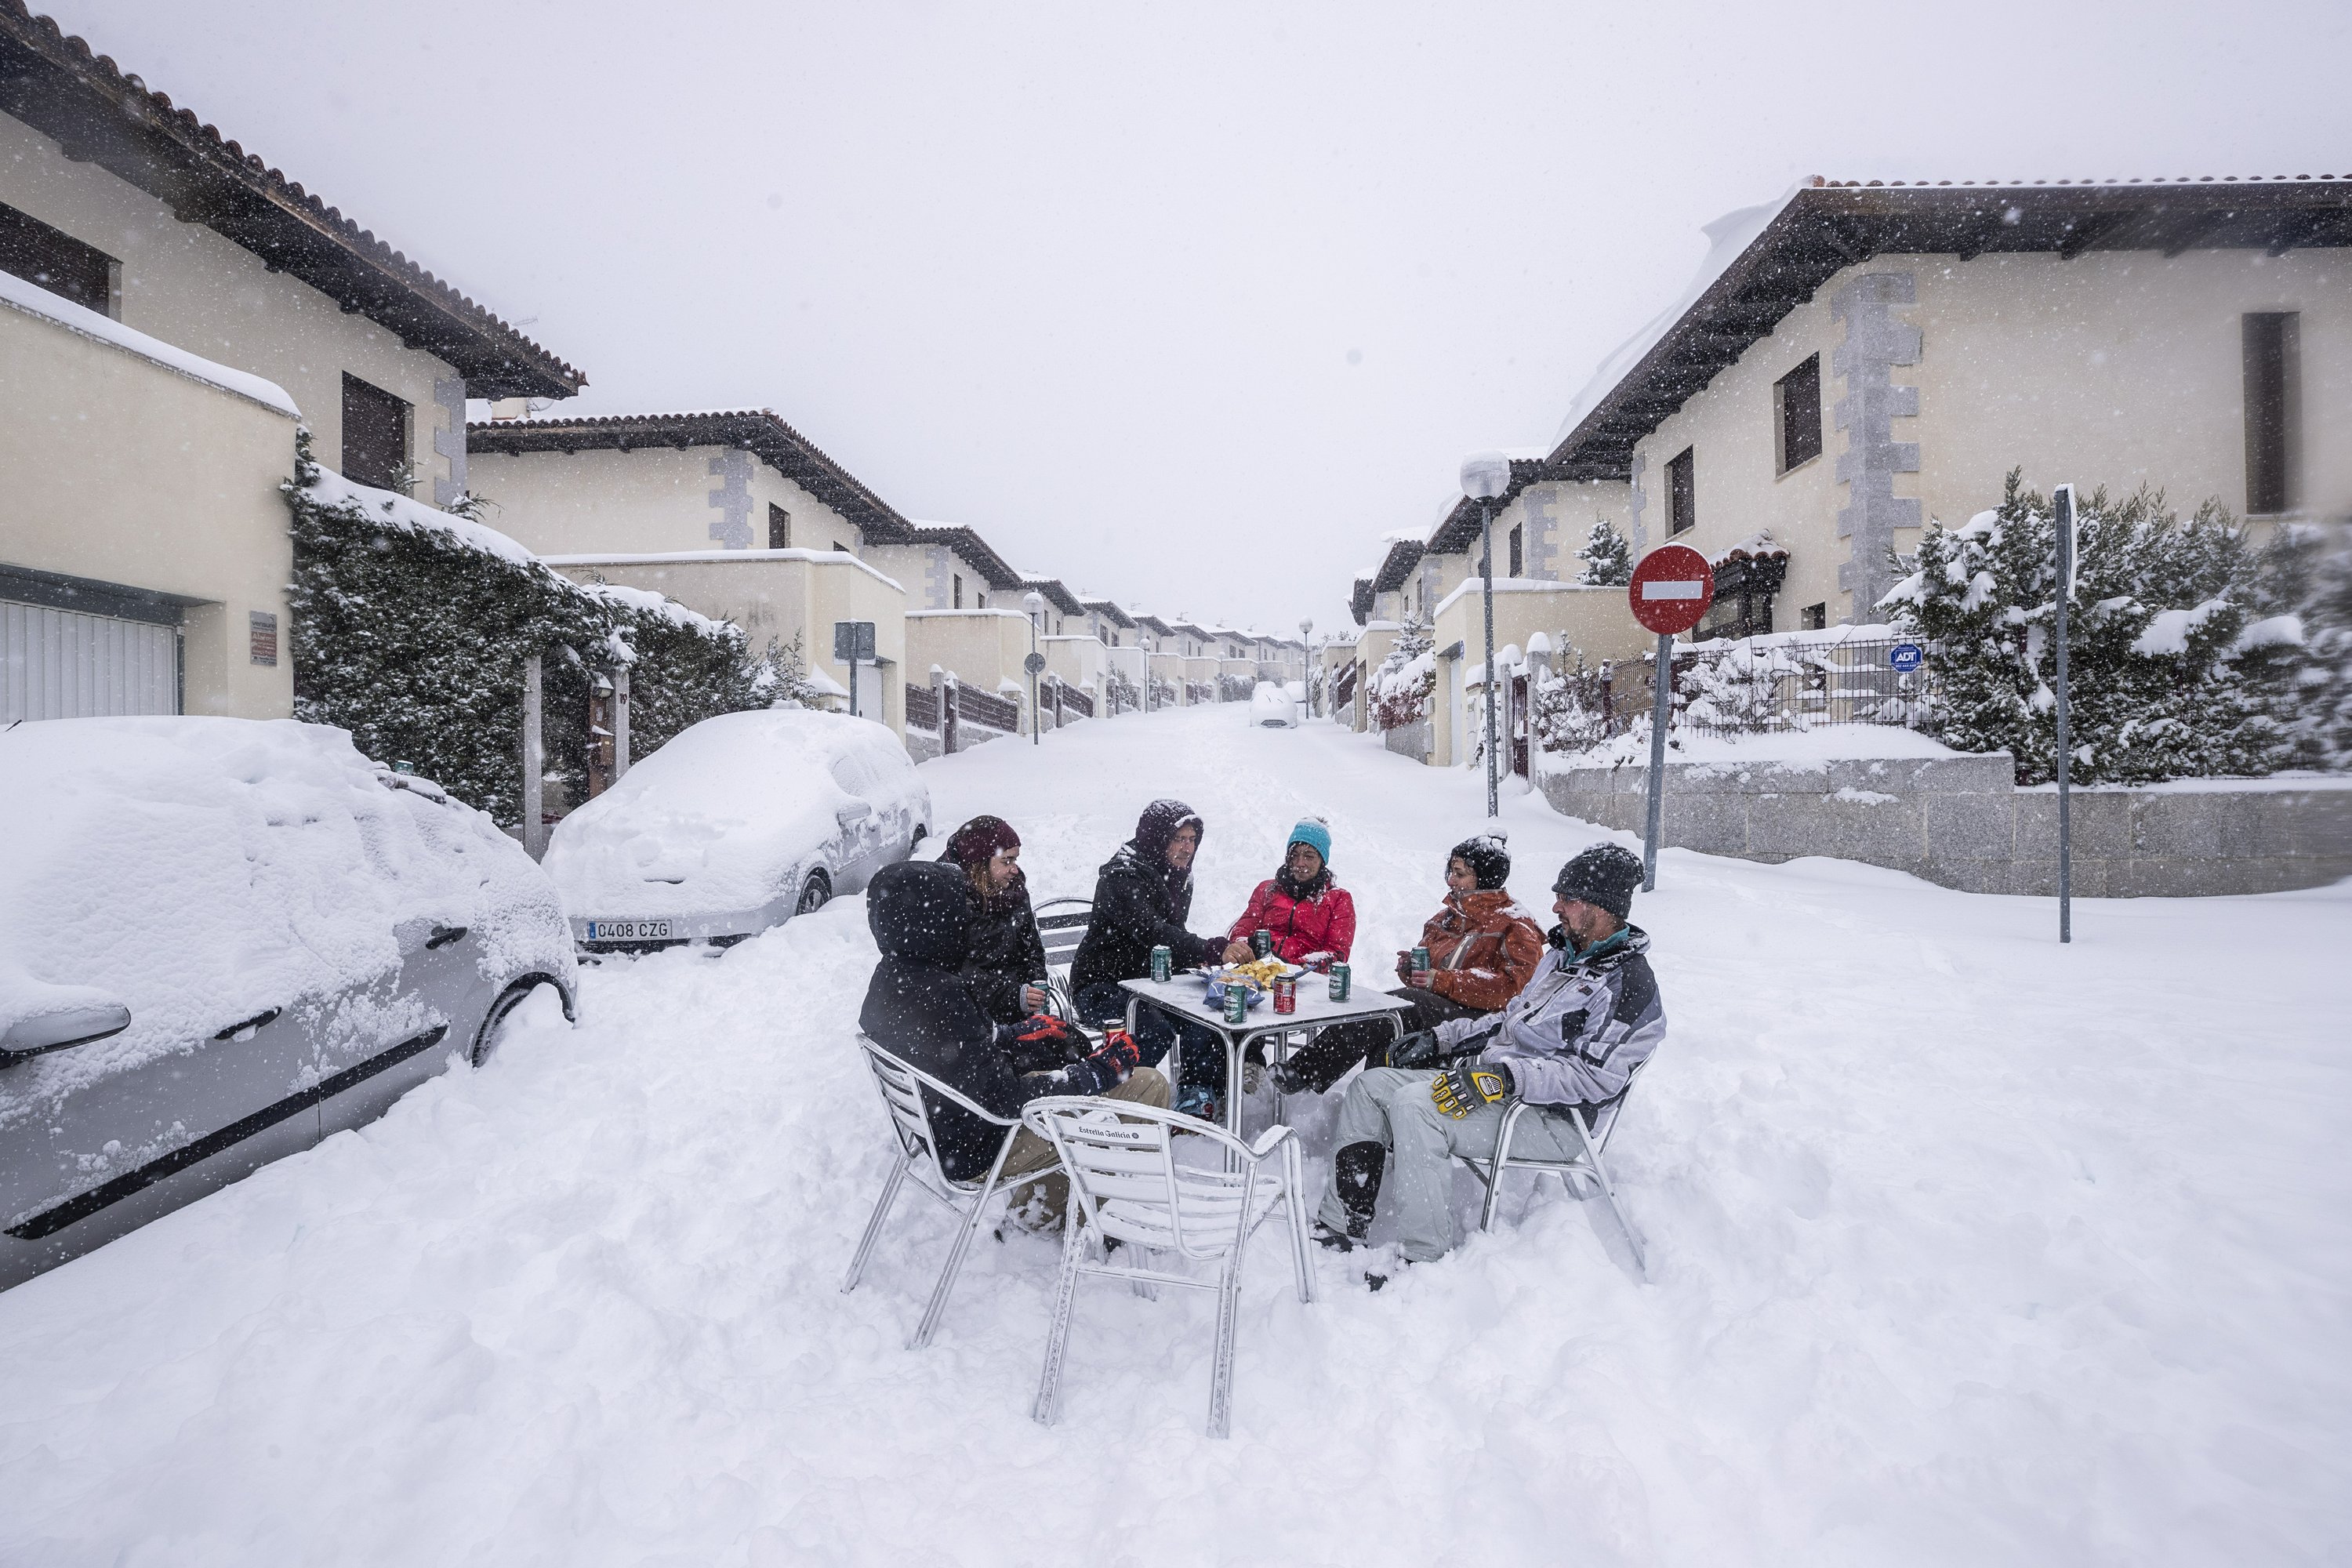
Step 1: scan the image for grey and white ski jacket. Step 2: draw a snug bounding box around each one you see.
[1432,924,1664,1112]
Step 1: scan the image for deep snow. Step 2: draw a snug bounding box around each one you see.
[1,705,2346,1565]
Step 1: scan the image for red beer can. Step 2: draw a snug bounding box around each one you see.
[1272,975,1298,1014]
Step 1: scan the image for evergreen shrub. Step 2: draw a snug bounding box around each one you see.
[284,434,766,828]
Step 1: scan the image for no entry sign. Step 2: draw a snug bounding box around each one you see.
[1628,544,1715,636]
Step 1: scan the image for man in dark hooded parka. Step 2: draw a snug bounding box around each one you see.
[860,859,1167,1221]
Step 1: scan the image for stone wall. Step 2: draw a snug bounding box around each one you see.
[1537,750,2352,897]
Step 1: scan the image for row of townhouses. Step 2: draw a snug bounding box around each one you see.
[1324,176,2350,770]
[1,5,1307,760]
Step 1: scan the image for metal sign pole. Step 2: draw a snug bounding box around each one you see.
[521,652,545,861]
[1642,631,1672,892]
[1481,499,1499,818]
[2053,483,2075,944]
[612,665,631,781]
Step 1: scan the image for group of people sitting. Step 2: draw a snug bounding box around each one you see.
[858,797,1664,1275]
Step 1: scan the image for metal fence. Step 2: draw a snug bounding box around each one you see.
[1544,635,1930,747]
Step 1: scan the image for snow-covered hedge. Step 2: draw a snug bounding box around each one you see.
[285,435,763,829]
[1370,616,1436,731]
[1881,471,2298,785]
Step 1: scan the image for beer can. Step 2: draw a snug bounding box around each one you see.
[1223,983,1249,1025]
[1150,944,1171,983]
[1252,928,1273,960]
[1272,975,1298,1014]
[1329,961,1351,1003]
[1410,946,1432,977]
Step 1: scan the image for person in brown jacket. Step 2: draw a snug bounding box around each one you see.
[1258,833,1545,1096]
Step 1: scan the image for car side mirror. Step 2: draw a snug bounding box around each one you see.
[1,1002,132,1064]
[836,799,874,825]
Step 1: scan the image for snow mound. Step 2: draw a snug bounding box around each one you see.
[0,719,572,1128]
[1541,724,1959,772]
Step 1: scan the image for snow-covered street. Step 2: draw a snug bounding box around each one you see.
[2,705,2347,1566]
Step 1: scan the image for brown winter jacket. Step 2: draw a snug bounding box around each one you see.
[1403,889,1547,1012]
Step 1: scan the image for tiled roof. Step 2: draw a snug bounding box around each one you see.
[1,3,584,397]
[1541,176,2352,485]
[467,410,915,543]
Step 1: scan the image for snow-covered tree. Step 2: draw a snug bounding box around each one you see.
[1881,470,2290,783]
[1529,656,1615,755]
[1370,615,1436,731]
[1681,641,1804,734]
[2254,526,2351,769]
[1576,520,1633,586]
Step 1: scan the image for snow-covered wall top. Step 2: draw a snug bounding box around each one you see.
[0,268,299,419]
[537,548,905,596]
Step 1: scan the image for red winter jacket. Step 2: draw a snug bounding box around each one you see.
[1228,877,1356,964]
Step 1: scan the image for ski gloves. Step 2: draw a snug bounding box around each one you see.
[1092,1029,1142,1080]
[1432,1056,1514,1119]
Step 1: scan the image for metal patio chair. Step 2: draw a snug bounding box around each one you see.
[1032,897,1094,1023]
[1454,1062,1653,1281]
[1022,1098,1315,1439]
[842,1035,1062,1348]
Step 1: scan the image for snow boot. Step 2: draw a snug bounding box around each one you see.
[1315,1139,1385,1250]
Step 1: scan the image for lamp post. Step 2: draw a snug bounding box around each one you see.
[1460,450,1512,819]
[1023,590,1046,746]
[1299,617,1313,716]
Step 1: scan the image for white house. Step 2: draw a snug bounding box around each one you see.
[1,5,580,722]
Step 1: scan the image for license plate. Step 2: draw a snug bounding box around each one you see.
[585,919,670,941]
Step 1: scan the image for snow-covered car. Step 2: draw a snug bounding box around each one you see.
[1248,680,1301,729]
[0,718,577,1292]
[545,708,931,950]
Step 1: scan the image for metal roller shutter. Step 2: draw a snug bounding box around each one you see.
[1,598,179,720]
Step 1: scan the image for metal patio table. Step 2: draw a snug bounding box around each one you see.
[1117,974,1414,1149]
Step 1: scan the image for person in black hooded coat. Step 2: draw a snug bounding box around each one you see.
[1069,799,1239,1114]
[859,860,1166,1216]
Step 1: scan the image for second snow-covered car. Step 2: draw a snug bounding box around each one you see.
[545,708,931,950]
[1,717,577,1292]
[1248,680,1301,728]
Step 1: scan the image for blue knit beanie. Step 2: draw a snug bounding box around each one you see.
[1287,817,1333,865]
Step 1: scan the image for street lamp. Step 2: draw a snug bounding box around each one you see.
[1023,590,1046,746]
[1461,450,1512,819]
[1299,617,1314,715]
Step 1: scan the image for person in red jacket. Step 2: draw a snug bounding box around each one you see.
[1265,832,1545,1096]
[1225,817,1355,965]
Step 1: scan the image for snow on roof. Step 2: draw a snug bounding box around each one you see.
[1710,531,1788,565]
[1550,191,1797,450]
[576,581,728,638]
[2,267,299,417]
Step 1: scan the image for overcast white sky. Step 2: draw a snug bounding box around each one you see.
[45,0,2352,633]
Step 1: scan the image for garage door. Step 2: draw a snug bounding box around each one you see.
[1,598,179,720]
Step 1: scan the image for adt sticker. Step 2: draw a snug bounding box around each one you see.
[1889,643,1925,673]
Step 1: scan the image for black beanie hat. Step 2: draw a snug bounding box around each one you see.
[1552,844,1642,920]
[1450,832,1511,891]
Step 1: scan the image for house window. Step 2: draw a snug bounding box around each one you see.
[1667,447,1696,534]
[976,591,987,609]
[0,201,117,318]
[1802,602,1827,631]
[833,541,851,553]
[2243,312,2302,516]
[1508,524,1523,577]
[953,573,964,609]
[340,374,411,492]
[768,504,791,549]
[1774,354,1823,474]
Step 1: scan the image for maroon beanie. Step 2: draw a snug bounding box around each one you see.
[946,815,1022,869]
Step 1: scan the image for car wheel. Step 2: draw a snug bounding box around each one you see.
[472,977,561,1068]
[796,870,832,916]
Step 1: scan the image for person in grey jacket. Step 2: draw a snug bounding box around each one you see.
[1313,843,1664,1270]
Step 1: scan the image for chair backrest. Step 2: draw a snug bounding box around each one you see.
[856,1034,1016,1189]
[1023,1100,1276,1262]
[1033,898,1093,978]
[1547,1052,1654,1153]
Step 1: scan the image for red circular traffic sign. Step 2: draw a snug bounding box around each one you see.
[1628,544,1715,636]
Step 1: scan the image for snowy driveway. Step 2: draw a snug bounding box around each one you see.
[2,706,2347,1566]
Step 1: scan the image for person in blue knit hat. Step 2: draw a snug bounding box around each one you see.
[1224,816,1356,967]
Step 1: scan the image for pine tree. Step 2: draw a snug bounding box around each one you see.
[2255,527,2352,769]
[1576,520,1632,586]
[1881,470,2289,783]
